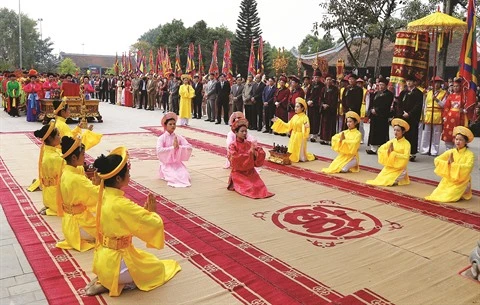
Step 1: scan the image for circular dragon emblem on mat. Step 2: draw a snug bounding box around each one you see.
[272,203,382,240]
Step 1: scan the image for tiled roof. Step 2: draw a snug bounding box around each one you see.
[296,34,477,68]
[59,52,116,68]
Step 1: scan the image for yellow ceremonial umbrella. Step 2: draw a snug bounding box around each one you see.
[407,8,467,155]
[407,10,467,33]
[407,8,467,74]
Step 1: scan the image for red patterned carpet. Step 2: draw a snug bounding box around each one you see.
[0,128,478,305]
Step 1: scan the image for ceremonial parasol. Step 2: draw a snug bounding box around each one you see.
[407,10,467,32]
[407,8,467,76]
[407,8,467,155]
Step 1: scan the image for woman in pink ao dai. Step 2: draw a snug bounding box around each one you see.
[156,112,193,187]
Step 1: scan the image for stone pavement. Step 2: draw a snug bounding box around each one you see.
[0,102,478,304]
[0,205,47,305]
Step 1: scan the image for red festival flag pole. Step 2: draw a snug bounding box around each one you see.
[248,39,256,76]
[136,50,142,74]
[209,40,219,77]
[157,47,164,77]
[121,52,126,75]
[114,52,119,76]
[198,44,204,78]
[149,50,154,73]
[222,39,233,82]
[165,48,173,76]
[256,36,264,75]
[175,45,183,77]
[186,43,196,76]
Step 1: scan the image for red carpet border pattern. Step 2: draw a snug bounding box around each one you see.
[143,126,480,232]
[13,131,397,304]
[0,157,106,305]
[167,124,480,196]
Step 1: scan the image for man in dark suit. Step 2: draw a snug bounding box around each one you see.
[342,74,363,118]
[262,76,277,133]
[251,74,266,131]
[138,76,147,109]
[215,73,231,125]
[108,74,117,104]
[100,76,108,102]
[192,75,203,119]
[230,76,244,112]
[395,74,424,160]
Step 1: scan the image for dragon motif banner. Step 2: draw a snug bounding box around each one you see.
[390,31,430,88]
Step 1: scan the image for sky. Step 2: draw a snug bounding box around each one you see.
[3,0,327,56]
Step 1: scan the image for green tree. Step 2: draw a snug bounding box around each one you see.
[298,33,334,55]
[316,0,402,75]
[58,58,79,75]
[139,25,163,46]
[0,8,56,70]
[232,0,262,76]
[35,37,58,72]
[131,40,153,55]
[401,0,436,23]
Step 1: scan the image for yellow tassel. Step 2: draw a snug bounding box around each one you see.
[95,179,104,249]
[38,144,44,184]
[415,34,419,52]
[437,31,443,52]
[56,165,65,217]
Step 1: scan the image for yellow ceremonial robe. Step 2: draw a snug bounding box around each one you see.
[40,145,64,216]
[366,137,411,186]
[423,89,447,125]
[272,112,316,163]
[425,147,474,202]
[322,128,362,173]
[179,84,195,119]
[55,116,102,150]
[56,165,99,252]
[93,188,181,297]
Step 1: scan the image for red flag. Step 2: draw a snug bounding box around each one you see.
[114,52,119,76]
[149,50,154,73]
[209,40,219,77]
[222,39,233,82]
[164,48,173,76]
[139,55,146,74]
[458,0,478,120]
[175,45,183,77]
[256,36,264,75]
[186,43,196,76]
[198,44,205,78]
[121,52,126,75]
[128,52,133,73]
[157,48,163,77]
[136,50,142,74]
[247,39,256,76]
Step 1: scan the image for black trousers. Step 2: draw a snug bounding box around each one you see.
[216,98,229,124]
[264,104,275,131]
[99,90,106,101]
[162,92,169,111]
[139,90,147,108]
[255,101,263,130]
[245,104,256,129]
[193,97,202,118]
[109,89,116,104]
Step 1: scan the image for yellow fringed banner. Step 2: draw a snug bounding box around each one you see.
[437,31,444,52]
